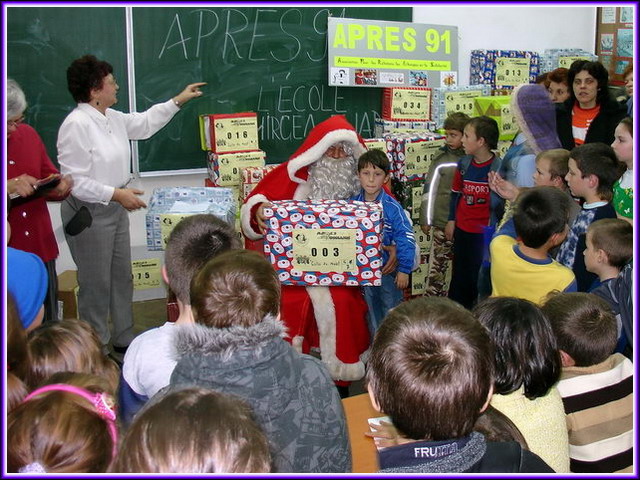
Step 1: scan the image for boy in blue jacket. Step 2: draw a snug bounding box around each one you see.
[351,149,416,336]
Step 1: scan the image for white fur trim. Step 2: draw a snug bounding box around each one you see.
[306,286,366,382]
[287,129,367,182]
[291,335,304,353]
[240,194,269,240]
[293,182,311,201]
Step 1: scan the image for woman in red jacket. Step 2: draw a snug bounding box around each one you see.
[7,78,73,322]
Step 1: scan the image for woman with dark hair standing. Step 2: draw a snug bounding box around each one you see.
[57,54,204,357]
[556,60,626,150]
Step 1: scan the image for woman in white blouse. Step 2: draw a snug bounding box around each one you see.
[58,54,204,357]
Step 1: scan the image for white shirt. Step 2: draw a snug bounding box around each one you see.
[122,322,178,398]
[57,100,179,204]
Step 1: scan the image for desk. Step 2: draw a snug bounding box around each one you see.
[342,393,380,473]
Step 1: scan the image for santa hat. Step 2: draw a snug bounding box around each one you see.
[511,84,561,155]
[287,115,367,183]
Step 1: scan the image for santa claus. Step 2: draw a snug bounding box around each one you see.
[241,115,373,382]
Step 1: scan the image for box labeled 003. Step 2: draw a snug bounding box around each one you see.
[263,200,383,287]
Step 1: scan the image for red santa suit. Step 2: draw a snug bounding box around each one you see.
[240,116,370,382]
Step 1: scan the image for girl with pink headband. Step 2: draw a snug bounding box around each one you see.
[7,374,118,473]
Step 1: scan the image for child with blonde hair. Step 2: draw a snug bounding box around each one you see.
[7,373,118,473]
[112,387,271,473]
[26,318,119,391]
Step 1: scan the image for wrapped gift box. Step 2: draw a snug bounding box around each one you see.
[540,49,597,73]
[391,178,425,222]
[207,150,266,186]
[199,112,259,153]
[374,118,437,138]
[473,95,518,141]
[470,50,540,89]
[363,138,387,152]
[384,133,446,183]
[263,199,383,286]
[146,187,236,250]
[382,87,433,121]
[431,84,492,128]
[240,164,278,201]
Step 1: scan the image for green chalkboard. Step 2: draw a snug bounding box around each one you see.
[132,6,411,173]
[6,6,411,174]
[6,7,129,166]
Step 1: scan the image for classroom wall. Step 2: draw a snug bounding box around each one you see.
[47,5,599,297]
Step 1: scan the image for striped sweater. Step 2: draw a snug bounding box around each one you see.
[557,353,633,473]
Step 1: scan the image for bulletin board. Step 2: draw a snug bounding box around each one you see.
[596,6,634,86]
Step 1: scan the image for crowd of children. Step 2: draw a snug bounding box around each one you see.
[6,57,634,473]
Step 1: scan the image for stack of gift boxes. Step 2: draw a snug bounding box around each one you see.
[369,87,447,297]
[199,112,278,237]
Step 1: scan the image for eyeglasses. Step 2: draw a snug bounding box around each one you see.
[7,114,25,128]
[326,142,353,158]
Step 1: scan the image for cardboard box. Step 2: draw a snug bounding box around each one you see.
[540,49,597,72]
[57,270,79,319]
[145,187,236,251]
[382,87,433,121]
[263,200,383,286]
[240,164,278,201]
[199,112,259,153]
[383,133,446,183]
[207,150,266,186]
[374,118,437,138]
[430,84,492,128]
[470,50,540,89]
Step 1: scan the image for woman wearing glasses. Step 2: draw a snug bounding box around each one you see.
[6,79,73,323]
[56,55,204,359]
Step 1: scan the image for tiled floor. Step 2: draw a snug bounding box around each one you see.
[131,298,366,397]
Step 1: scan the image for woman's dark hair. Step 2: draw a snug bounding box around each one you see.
[67,55,113,103]
[568,60,610,106]
[473,297,561,400]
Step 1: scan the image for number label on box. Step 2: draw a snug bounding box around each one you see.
[131,258,162,290]
[213,115,259,153]
[495,58,531,87]
[292,228,357,273]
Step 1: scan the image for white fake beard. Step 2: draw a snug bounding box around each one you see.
[307,155,360,200]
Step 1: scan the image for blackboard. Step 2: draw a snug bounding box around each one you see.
[132,6,411,173]
[7,6,411,174]
[6,7,129,165]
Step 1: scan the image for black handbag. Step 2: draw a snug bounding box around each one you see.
[64,205,92,236]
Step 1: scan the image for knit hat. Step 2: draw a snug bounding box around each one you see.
[7,247,48,329]
[511,84,561,155]
[287,115,368,183]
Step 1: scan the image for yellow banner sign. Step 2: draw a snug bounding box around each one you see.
[292,228,357,273]
[335,56,451,70]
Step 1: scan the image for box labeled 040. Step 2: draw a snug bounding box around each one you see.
[263,200,384,287]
